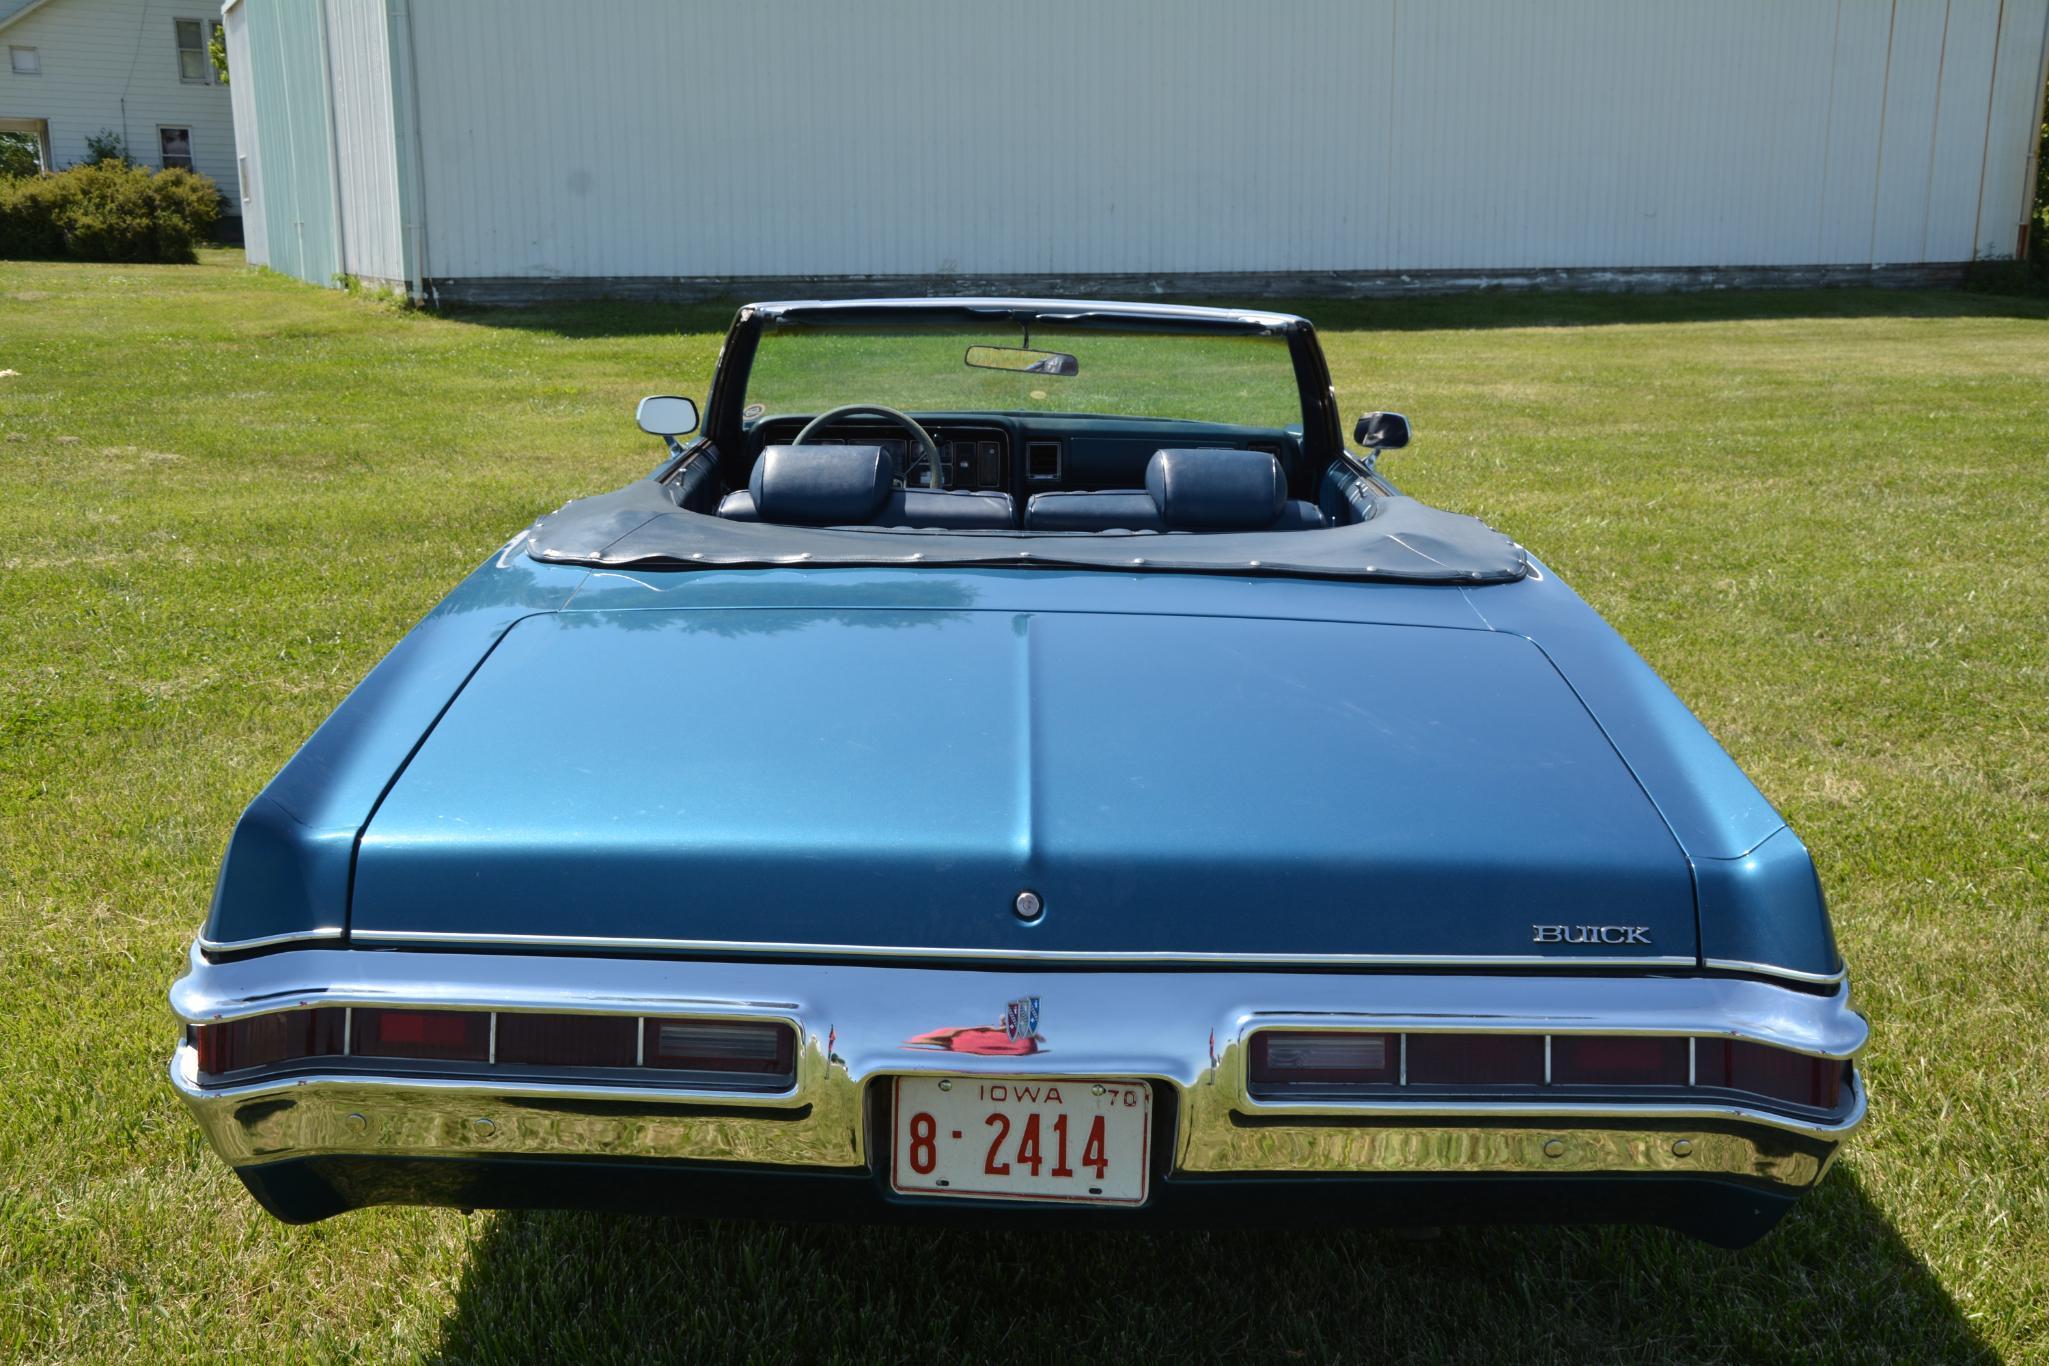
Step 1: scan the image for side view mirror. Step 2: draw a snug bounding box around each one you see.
[1354,411,1411,450]
[636,395,699,438]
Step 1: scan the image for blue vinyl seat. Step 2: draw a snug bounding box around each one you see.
[719,445,1014,529]
[1025,448,1328,532]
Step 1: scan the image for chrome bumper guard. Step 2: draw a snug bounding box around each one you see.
[170,945,1867,1193]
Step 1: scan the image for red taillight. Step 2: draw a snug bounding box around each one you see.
[494,1013,638,1068]
[194,1008,345,1075]
[642,1019,794,1075]
[352,1009,489,1062]
[189,1007,802,1086]
[1250,1031,1398,1086]
[1405,1033,1546,1086]
[1550,1035,1689,1086]
[1696,1039,1844,1109]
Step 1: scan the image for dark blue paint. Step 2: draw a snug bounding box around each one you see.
[347,598,1693,958]
[203,542,587,944]
[205,548,1840,976]
[1694,826,1840,975]
[1464,557,1838,975]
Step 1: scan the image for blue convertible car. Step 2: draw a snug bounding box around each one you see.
[171,299,1864,1246]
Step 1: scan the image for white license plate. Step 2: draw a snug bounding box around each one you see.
[890,1076,1152,1206]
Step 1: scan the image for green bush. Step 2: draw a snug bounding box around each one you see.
[0,174,66,257]
[0,161,220,263]
[82,128,131,166]
[136,167,222,257]
[0,131,40,179]
[2037,75,2047,231]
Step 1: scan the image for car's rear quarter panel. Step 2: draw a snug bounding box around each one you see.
[201,541,587,948]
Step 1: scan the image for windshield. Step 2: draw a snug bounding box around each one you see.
[744,325,1305,429]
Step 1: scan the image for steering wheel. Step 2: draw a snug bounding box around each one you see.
[793,404,944,489]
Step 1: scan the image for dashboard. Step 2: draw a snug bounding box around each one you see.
[815,435,1001,490]
[750,417,1010,492]
[744,414,1305,503]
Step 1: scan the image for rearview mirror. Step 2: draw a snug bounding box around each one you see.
[965,345,1079,377]
[1354,411,1411,450]
[636,395,699,437]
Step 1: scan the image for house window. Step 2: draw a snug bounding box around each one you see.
[175,19,210,82]
[9,45,39,75]
[1,118,49,172]
[159,126,193,171]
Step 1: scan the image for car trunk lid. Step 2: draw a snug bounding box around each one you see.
[349,607,1696,963]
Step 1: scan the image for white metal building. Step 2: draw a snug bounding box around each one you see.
[1,0,239,207]
[228,0,2049,302]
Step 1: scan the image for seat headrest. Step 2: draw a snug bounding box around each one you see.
[1144,448,1287,530]
[749,445,893,525]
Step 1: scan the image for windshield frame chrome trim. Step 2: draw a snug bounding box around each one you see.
[747,297,1307,335]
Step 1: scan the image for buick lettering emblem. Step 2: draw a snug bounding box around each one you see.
[1002,995,1041,1042]
[1531,924,1652,945]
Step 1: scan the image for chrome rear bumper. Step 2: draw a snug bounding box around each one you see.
[170,945,1865,1196]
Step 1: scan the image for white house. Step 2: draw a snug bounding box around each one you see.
[228,0,2049,302]
[1,0,239,212]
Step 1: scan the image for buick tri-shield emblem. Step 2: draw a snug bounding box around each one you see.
[902,995,1045,1056]
[1003,995,1041,1043]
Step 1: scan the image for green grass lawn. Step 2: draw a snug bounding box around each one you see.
[2,251,2045,1362]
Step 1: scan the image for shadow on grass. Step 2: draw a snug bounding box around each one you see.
[439,287,2049,343]
[425,1168,1991,1363]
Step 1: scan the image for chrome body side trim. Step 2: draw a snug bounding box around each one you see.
[337,928,1701,970]
[1702,957,1848,986]
[198,927,346,953]
[170,946,1865,1194]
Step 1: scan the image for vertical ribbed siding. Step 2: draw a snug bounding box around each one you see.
[223,1,267,264]
[1872,0,1949,264]
[1926,0,2004,263]
[322,0,404,285]
[240,0,340,285]
[1978,0,2049,257]
[245,0,2049,282]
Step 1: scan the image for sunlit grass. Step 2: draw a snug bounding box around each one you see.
[1,253,2044,1361]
